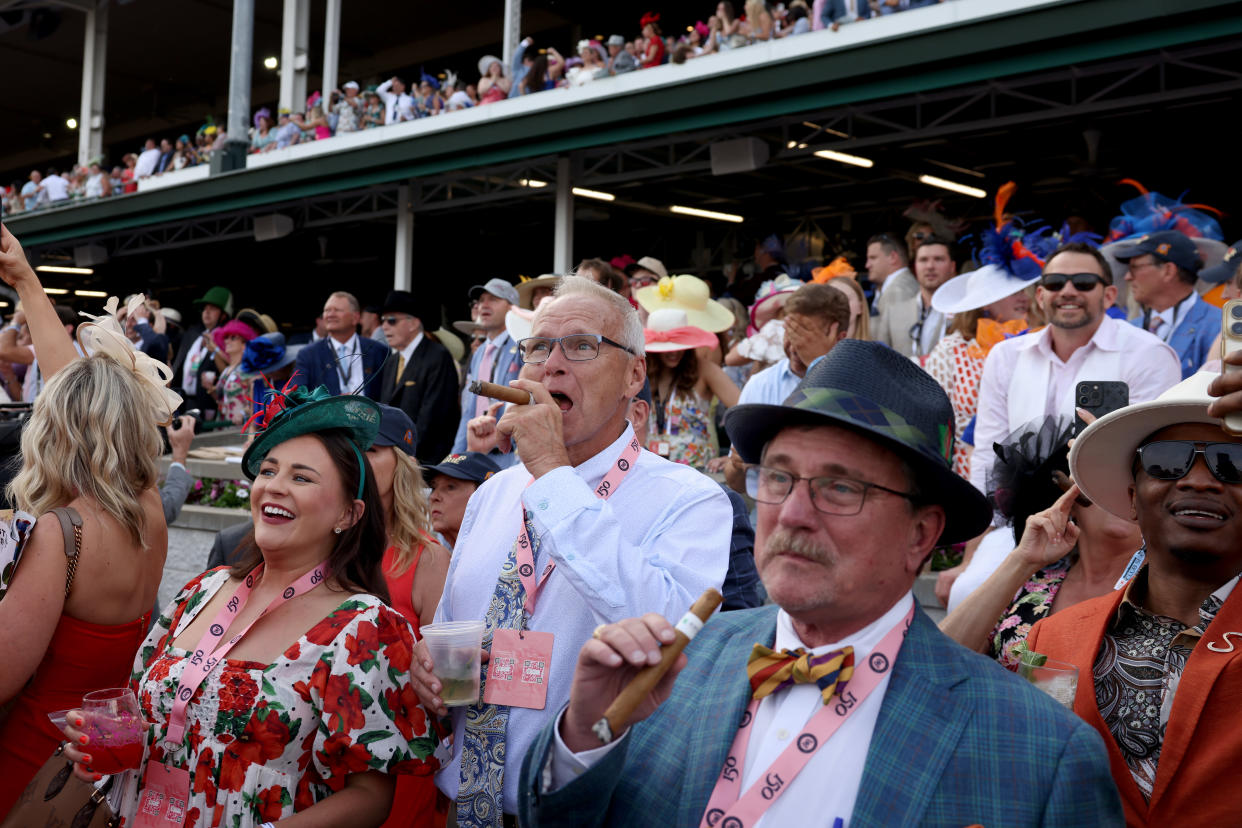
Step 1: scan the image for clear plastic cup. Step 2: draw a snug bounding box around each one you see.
[421,621,485,706]
[1019,653,1079,709]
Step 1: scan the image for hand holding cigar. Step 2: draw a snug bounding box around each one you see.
[470,379,533,406]
[559,589,724,752]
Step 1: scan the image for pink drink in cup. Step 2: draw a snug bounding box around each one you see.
[81,688,146,774]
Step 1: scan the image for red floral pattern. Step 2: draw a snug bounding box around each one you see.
[106,568,439,827]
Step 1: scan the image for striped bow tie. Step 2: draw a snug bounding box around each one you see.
[747,644,855,704]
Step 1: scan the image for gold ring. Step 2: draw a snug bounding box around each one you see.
[592,624,607,640]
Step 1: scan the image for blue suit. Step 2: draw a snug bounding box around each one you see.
[520,606,1122,827]
[290,335,390,399]
[1129,296,1220,378]
[452,331,522,460]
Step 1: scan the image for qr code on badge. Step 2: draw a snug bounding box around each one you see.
[140,791,164,815]
[492,656,515,681]
[166,797,187,821]
[521,659,546,685]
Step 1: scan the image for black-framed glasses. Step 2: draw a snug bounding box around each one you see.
[380,315,409,325]
[1040,272,1107,292]
[744,464,918,516]
[1136,440,1242,485]
[518,334,636,364]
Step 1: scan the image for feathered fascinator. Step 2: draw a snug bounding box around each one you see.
[1105,179,1224,245]
[252,107,271,129]
[419,69,440,91]
[811,256,857,284]
[902,199,967,239]
[77,295,182,426]
[640,11,661,27]
[987,416,1074,546]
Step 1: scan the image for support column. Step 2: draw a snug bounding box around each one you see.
[394,185,414,291]
[553,156,574,274]
[77,0,107,167]
[279,0,310,112]
[218,0,254,173]
[502,0,522,72]
[322,0,341,102]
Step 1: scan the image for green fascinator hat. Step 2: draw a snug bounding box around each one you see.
[241,383,381,494]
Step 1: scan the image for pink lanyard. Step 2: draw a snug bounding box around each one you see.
[164,562,328,745]
[699,603,914,828]
[514,434,642,616]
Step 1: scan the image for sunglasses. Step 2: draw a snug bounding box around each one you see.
[1136,440,1242,485]
[380,315,409,325]
[1040,272,1107,292]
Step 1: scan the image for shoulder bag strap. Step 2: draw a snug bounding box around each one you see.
[49,506,83,599]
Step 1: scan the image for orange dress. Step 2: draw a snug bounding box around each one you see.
[381,538,446,828]
[0,611,149,814]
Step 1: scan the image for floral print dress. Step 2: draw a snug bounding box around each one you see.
[653,387,716,469]
[988,556,1071,669]
[108,568,438,827]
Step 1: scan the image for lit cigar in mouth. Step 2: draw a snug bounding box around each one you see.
[468,380,533,406]
[592,588,724,744]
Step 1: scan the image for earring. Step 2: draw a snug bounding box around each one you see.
[334,527,343,535]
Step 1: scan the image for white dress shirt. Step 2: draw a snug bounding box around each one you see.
[970,316,1181,493]
[433,423,732,810]
[134,147,161,178]
[330,333,364,393]
[376,79,416,123]
[395,331,423,371]
[41,174,69,202]
[1144,291,1198,342]
[548,592,916,828]
[738,357,802,406]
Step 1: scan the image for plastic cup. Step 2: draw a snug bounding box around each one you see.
[421,621,485,706]
[1019,655,1079,709]
[81,688,146,774]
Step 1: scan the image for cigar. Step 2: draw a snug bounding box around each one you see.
[1051,470,1092,508]
[468,380,532,406]
[592,588,724,744]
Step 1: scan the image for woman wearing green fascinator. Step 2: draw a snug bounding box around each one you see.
[58,380,443,827]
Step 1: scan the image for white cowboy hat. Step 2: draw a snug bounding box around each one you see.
[931,264,1038,315]
[1069,371,1222,520]
[634,275,734,333]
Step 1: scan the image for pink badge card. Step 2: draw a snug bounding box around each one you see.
[132,762,191,828]
[483,629,554,710]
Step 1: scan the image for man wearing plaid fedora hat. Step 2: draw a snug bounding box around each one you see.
[520,340,1121,827]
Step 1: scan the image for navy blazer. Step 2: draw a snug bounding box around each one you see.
[520,605,1122,827]
[291,334,390,399]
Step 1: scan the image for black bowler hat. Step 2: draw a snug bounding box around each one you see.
[1111,230,1202,274]
[725,339,992,544]
[380,290,430,324]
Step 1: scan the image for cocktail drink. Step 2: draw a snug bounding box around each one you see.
[1017,650,1078,709]
[421,621,485,707]
[82,688,146,774]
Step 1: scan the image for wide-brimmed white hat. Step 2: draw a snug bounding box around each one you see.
[931,264,1037,315]
[1069,371,1221,520]
[478,55,505,77]
[505,307,535,343]
[644,309,719,353]
[634,275,734,333]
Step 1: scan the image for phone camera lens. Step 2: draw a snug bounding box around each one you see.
[1232,322,1242,337]
[1232,305,1242,320]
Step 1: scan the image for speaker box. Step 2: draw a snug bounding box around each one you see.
[253,214,294,242]
[73,244,107,267]
[710,138,769,176]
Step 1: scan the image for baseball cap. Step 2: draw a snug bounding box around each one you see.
[373,405,418,457]
[423,452,501,484]
[468,278,520,306]
[1200,240,1242,285]
[1111,230,1202,274]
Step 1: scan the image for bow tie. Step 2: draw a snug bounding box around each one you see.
[748,644,854,704]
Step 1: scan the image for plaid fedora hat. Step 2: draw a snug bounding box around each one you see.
[725,340,991,544]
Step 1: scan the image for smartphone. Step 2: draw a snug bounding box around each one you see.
[1073,381,1129,435]
[1221,300,1242,435]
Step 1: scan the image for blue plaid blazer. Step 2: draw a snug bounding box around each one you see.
[520,605,1122,827]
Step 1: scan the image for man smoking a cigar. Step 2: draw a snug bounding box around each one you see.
[415,276,732,827]
[518,341,1122,827]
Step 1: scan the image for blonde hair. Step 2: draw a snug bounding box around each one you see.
[9,355,161,546]
[827,277,870,341]
[386,448,433,574]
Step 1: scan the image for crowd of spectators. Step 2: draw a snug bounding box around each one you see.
[1,0,948,216]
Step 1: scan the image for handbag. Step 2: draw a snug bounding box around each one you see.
[0,743,120,828]
[0,506,120,828]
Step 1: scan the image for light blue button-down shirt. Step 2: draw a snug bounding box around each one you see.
[433,423,731,811]
[738,357,802,406]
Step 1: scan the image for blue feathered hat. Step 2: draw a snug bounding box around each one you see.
[1099,179,1227,279]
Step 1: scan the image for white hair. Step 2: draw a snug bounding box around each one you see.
[537,273,646,356]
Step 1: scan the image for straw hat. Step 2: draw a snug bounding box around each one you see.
[634,275,734,333]
[644,309,719,353]
[516,274,561,310]
[1069,371,1221,520]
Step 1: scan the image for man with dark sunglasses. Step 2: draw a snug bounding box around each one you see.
[1115,230,1220,379]
[1028,370,1242,826]
[970,242,1181,494]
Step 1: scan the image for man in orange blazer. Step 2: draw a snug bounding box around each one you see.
[1028,368,1242,826]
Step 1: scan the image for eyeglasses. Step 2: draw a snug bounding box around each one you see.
[1040,272,1107,292]
[1136,440,1242,485]
[744,464,918,516]
[518,334,636,364]
[380,315,410,325]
